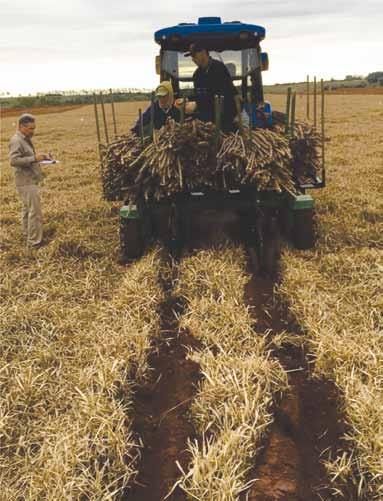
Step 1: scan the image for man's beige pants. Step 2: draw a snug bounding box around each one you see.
[16,185,43,246]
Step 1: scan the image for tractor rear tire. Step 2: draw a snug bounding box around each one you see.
[292,210,315,250]
[120,217,143,261]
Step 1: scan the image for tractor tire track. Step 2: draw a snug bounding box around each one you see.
[126,255,201,501]
[242,267,358,501]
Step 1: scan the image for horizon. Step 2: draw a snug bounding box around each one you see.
[0,74,375,99]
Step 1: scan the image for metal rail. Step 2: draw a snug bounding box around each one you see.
[109,89,118,138]
[285,78,326,190]
[99,91,109,144]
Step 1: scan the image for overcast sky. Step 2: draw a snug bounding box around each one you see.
[0,0,382,95]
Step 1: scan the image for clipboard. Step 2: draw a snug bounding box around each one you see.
[39,160,60,165]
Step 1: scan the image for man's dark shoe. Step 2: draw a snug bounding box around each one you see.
[30,240,48,249]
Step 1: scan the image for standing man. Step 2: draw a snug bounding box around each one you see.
[9,114,50,248]
[176,42,240,132]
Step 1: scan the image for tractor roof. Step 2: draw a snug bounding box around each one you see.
[154,17,266,52]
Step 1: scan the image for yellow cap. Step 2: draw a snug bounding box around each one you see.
[155,81,173,98]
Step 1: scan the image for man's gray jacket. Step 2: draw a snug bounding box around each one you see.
[9,131,43,187]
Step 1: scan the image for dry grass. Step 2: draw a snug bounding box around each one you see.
[173,246,287,500]
[277,93,383,499]
[280,249,383,499]
[0,247,164,499]
[0,103,165,499]
[175,246,255,354]
[1,95,382,498]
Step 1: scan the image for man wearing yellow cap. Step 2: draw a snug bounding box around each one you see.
[131,81,180,135]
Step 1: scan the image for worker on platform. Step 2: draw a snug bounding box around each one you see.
[131,81,180,135]
[175,42,241,132]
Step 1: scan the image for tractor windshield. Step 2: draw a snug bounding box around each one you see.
[162,48,259,81]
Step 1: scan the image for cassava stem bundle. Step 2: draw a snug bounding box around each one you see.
[272,110,323,183]
[217,129,296,194]
[100,116,322,201]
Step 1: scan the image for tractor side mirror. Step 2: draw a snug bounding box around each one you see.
[261,52,269,71]
[155,55,161,75]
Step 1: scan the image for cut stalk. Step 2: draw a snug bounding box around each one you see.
[313,76,317,129]
[180,97,186,124]
[321,78,325,184]
[149,92,155,139]
[285,87,292,136]
[214,95,221,149]
[139,108,144,147]
[290,91,296,136]
[109,89,118,138]
[234,95,243,135]
[99,91,109,144]
[93,93,103,163]
[93,93,101,145]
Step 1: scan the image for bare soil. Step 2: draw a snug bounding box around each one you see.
[126,270,201,501]
[243,272,357,501]
[0,104,85,117]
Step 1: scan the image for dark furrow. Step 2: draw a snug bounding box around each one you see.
[243,269,358,501]
[125,261,201,501]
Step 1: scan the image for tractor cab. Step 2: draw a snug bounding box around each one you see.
[154,17,272,127]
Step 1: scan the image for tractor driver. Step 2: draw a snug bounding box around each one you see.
[175,42,240,132]
[131,81,180,135]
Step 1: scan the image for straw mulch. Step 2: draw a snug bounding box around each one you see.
[276,93,383,500]
[279,248,383,499]
[0,247,163,499]
[272,110,323,184]
[171,245,288,500]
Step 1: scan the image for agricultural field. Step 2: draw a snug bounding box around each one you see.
[0,93,382,500]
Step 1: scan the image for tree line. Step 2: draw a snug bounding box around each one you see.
[0,91,152,109]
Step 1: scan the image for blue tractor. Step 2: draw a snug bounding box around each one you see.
[120,17,325,271]
[154,16,272,128]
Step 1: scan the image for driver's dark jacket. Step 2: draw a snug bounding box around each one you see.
[131,101,180,135]
[193,57,239,132]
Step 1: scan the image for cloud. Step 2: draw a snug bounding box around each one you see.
[188,0,357,18]
[0,0,382,94]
